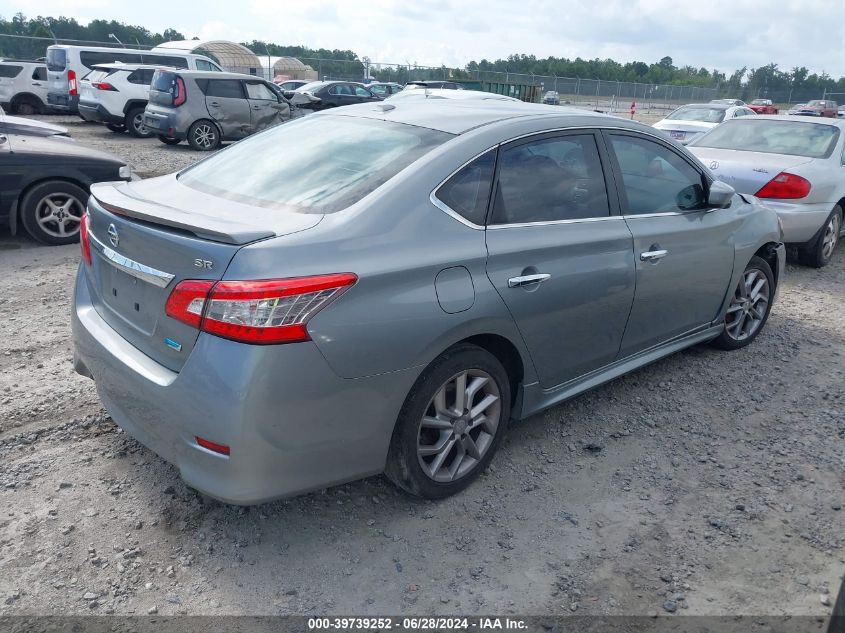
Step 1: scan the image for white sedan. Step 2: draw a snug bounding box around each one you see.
[653,103,756,145]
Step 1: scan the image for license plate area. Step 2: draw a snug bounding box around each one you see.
[144,116,161,128]
[670,131,685,140]
[98,261,161,335]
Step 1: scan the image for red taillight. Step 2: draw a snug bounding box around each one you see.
[92,82,117,91]
[173,77,187,107]
[165,274,357,344]
[164,280,213,329]
[79,213,92,266]
[196,437,230,456]
[755,172,811,199]
[68,69,78,96]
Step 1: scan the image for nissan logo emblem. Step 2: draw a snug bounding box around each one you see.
[107,223,119,248]
[709,160,719,170]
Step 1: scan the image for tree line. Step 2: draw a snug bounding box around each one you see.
[1,13,843,101]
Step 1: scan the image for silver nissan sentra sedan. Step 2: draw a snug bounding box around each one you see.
[72,101,785,504]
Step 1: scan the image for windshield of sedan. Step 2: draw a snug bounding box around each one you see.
[666,106,726,123]
[179,116,453,214]
[690,119,840,158]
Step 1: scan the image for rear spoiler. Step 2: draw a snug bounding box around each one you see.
[90,181,275,245]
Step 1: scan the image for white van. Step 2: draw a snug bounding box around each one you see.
[46,45,223,113]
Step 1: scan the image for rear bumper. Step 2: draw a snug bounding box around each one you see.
[142,110,185,140]
[47,91,78,113]
[78,101,124,125]
[71,266,416,504]
[762,200,836,244]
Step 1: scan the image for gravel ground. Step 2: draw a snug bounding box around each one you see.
[0,114,843,618]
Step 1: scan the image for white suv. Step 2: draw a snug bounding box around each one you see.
[78,63,172,138]
[0,59,50,114]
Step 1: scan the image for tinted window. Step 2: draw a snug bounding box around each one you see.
[330,84,352,95]
[141,54,188,69]
[369,84,387,95]
[435,150,496,225]
[204,79,244,99]
[692,119,840,159]
[609,135,706,215]
[0,65,22,78]
[80,51,143,68]
[47,48,67,71]
[245,81,276,100]
[492,134,610,224]
[354,86,372,97]
[127,68,155,85]
[32,66,47,81]
[179,117,452,214]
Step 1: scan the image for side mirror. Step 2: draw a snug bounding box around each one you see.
[707,180,735,209]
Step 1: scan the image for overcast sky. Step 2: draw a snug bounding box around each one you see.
[5,0,845,78]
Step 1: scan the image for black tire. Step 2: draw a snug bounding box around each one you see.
[125,106,153,138]
[711,255,775,351]
[187,119,221,151]
[11,96,41,115]
[157,135,181,145]
[798,206,842,268]
[20,180,89,245]
[385,343,511,499]
[106,123,126,133]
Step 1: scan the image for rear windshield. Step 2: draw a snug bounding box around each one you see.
[179,116,453,214]
[46,47,67,72]
[690,119,841,159]
[151,70,178,92]
[666,107,726,123]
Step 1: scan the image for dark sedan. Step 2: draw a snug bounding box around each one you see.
[0,133,131,244]
[290,81,381,110]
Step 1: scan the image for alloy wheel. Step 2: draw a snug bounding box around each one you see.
[193,124,216,149]
[821,213,840,261]
[34,192,84,238]
[133,113,148,136]
[417,369,501,483]
[725,268,770,342]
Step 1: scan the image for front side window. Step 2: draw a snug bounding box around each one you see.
[491,134,610,225]
[204,79,244,99]
[434,150,496,225]
[179,116,452,214]
[245,81,276,100]
[609,135,706,215]
[369,85,387,95]
[354,86,372,97]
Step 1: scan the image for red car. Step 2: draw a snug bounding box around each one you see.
[749,99,778,114]
[792,99,838,117]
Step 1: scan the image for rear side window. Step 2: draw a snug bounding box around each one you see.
[47,48,67,71]
[609,134,706,215]
[492,134,611,224]
[434,150,496,225]
[32,66,47,81]
[141,54,188,69]
[203,79,244,99]
[81,51,143,68]
[179,116,452,214]
[127,69,155,85]
[354,86,372,97]
[0,65,23,78]
[195,59,219,72]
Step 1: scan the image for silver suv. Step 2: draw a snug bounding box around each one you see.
[144,70,292,150]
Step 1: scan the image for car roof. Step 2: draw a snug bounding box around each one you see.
[168,69,268,80]
[325,99,632,135]
[682,103,732,110]
[92,63,174,71]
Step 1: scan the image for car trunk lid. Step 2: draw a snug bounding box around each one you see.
[687,147,815,195]
[84,176,322,371]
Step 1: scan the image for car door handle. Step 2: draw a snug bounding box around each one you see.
[209,101,220,106]
[508,273,551,288]
[640,249,668,262]
[32,82,41,86]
